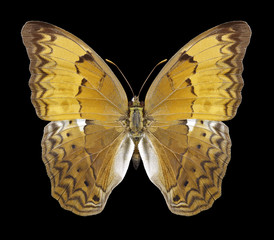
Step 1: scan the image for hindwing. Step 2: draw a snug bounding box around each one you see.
[140,120,231,215]
[42,119,134,215]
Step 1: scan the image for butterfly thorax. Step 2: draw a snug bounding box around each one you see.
[129,96,144,140]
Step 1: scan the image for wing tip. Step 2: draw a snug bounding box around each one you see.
[21,20,53,33]
[217,20,252,38]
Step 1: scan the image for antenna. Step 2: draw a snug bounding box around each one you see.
[105,59,135,97]
[137,59,167,97]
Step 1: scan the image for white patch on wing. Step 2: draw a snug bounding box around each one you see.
[113,133,134,179]
[138,133,159,179]
[186,119,197,132]
[75,119,86,132]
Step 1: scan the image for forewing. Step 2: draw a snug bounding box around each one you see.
[145,21,251,122]
[42,119,134,215]
[139,120,231,216]
[21,21,128,122]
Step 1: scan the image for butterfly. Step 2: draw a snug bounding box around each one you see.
[21,21,251,216]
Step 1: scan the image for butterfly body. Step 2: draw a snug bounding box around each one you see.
[22,21,251,216]
[127,96,144,169]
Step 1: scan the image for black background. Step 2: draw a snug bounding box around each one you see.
[6,1,268,237]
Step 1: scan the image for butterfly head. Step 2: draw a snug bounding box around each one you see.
[131,96,140,106]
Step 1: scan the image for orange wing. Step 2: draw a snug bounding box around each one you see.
[140,21,251,215]
[22,21,128,122]
[145,21,251,122]
[140,119,231,215]
[42,120,134,215]
[22,21,133,215]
